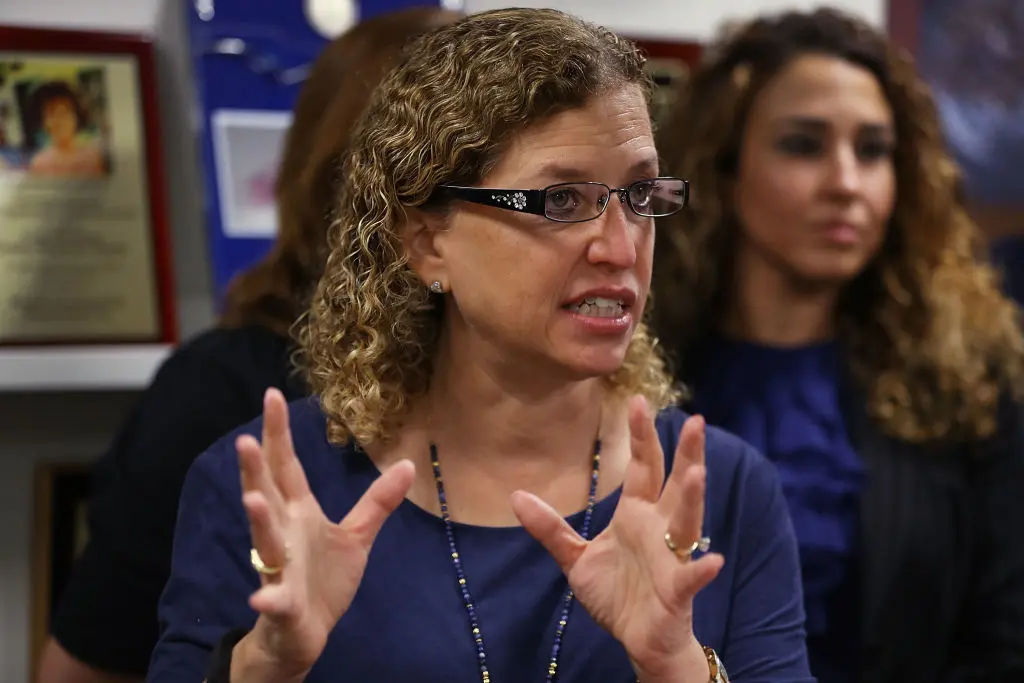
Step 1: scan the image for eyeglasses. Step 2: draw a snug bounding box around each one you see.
[436,177,689,224]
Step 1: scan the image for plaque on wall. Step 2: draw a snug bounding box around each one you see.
[0,26,176,344]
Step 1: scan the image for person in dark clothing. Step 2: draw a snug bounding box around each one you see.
[650,9,1024,683]
[35,8,462,683]
[992,234,1024,307]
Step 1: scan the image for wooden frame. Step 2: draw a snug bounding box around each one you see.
[0,26,177,344]
[29,462,93,681]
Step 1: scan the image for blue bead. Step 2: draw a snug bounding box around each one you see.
[431,438,601,682]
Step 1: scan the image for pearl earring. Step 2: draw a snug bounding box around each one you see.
[429,280,444,294]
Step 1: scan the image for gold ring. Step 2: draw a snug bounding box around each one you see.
[664,532,711,559]
[250,547,283,576]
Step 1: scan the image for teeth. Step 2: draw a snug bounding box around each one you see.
[570,296,626,318]
[585,297,622,307]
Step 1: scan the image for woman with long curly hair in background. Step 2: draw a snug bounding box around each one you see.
[651,8,1024,683]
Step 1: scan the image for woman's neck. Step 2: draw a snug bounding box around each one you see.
[423,340,606,469]
[375,331,629,526]
[723,251,840,347]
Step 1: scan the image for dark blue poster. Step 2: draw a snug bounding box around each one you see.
[890,0,1024,302]
[186,0,458,308]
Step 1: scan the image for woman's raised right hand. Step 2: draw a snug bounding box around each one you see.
[234,388,415,679]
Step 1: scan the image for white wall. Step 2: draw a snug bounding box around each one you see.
[0,0,886,681]
[464,0,887,40]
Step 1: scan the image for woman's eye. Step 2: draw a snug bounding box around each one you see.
[777,134,822,156]
[857,139,894,161]
[548,190,574,207]
[629,182,655,207]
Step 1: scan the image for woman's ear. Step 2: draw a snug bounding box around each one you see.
[401,206,447,286]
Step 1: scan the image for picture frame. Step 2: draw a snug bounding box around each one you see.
[29,462,93,681]
[632,39,703,133]
[211,108,293,239]
[888,0,1024,241]
[0,26,176,345]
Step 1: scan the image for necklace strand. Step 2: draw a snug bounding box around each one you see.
[430,440,602,683]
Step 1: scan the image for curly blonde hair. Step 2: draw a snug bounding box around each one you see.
[298,8,677,446]
[651,8,1023,443]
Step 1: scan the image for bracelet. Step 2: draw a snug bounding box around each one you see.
[633,645,722,683]
[205,627,251,683]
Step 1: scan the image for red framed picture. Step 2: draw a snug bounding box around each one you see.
[0,26,176,344]
[889,0,1024,241]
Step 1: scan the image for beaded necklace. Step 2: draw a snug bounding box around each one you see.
[429,439,602,683]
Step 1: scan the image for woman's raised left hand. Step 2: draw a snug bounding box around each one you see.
[513,395,724,683]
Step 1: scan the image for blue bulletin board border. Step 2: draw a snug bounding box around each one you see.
[185,0,460,309]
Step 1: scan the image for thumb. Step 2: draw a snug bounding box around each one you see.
[338,459,415,547]
[511,490,587,574]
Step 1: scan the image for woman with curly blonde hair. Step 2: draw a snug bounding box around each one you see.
[650,8,1024,683]
[148,9,813,683]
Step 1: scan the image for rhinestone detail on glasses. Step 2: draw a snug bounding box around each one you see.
[491,191,528,211]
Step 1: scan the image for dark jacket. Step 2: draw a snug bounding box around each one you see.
[992,235,1024,308]
[845,388,1024,683]
[678,370,1024,683]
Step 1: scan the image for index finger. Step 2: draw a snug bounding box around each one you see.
[261,388,310,501]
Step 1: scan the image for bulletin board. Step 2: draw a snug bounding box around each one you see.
[186,0,460,307]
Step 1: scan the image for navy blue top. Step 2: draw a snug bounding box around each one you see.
[693,340,862,683]
[147,398,814,683]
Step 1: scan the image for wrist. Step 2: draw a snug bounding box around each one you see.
[230,630,310,683]
[633,636,710,683]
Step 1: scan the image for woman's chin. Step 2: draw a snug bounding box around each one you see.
[556,347,630,381]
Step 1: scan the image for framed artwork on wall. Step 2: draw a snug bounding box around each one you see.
[29,462,93,681]
[889,0,1024,241]
[0,26,176,345]
[211,109,293,239]
[631,39,703,134]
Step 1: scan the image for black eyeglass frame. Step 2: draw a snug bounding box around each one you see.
[435,177,690,224]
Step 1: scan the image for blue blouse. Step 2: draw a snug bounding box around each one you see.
[693,340,863,683]
[147,399,814,683]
